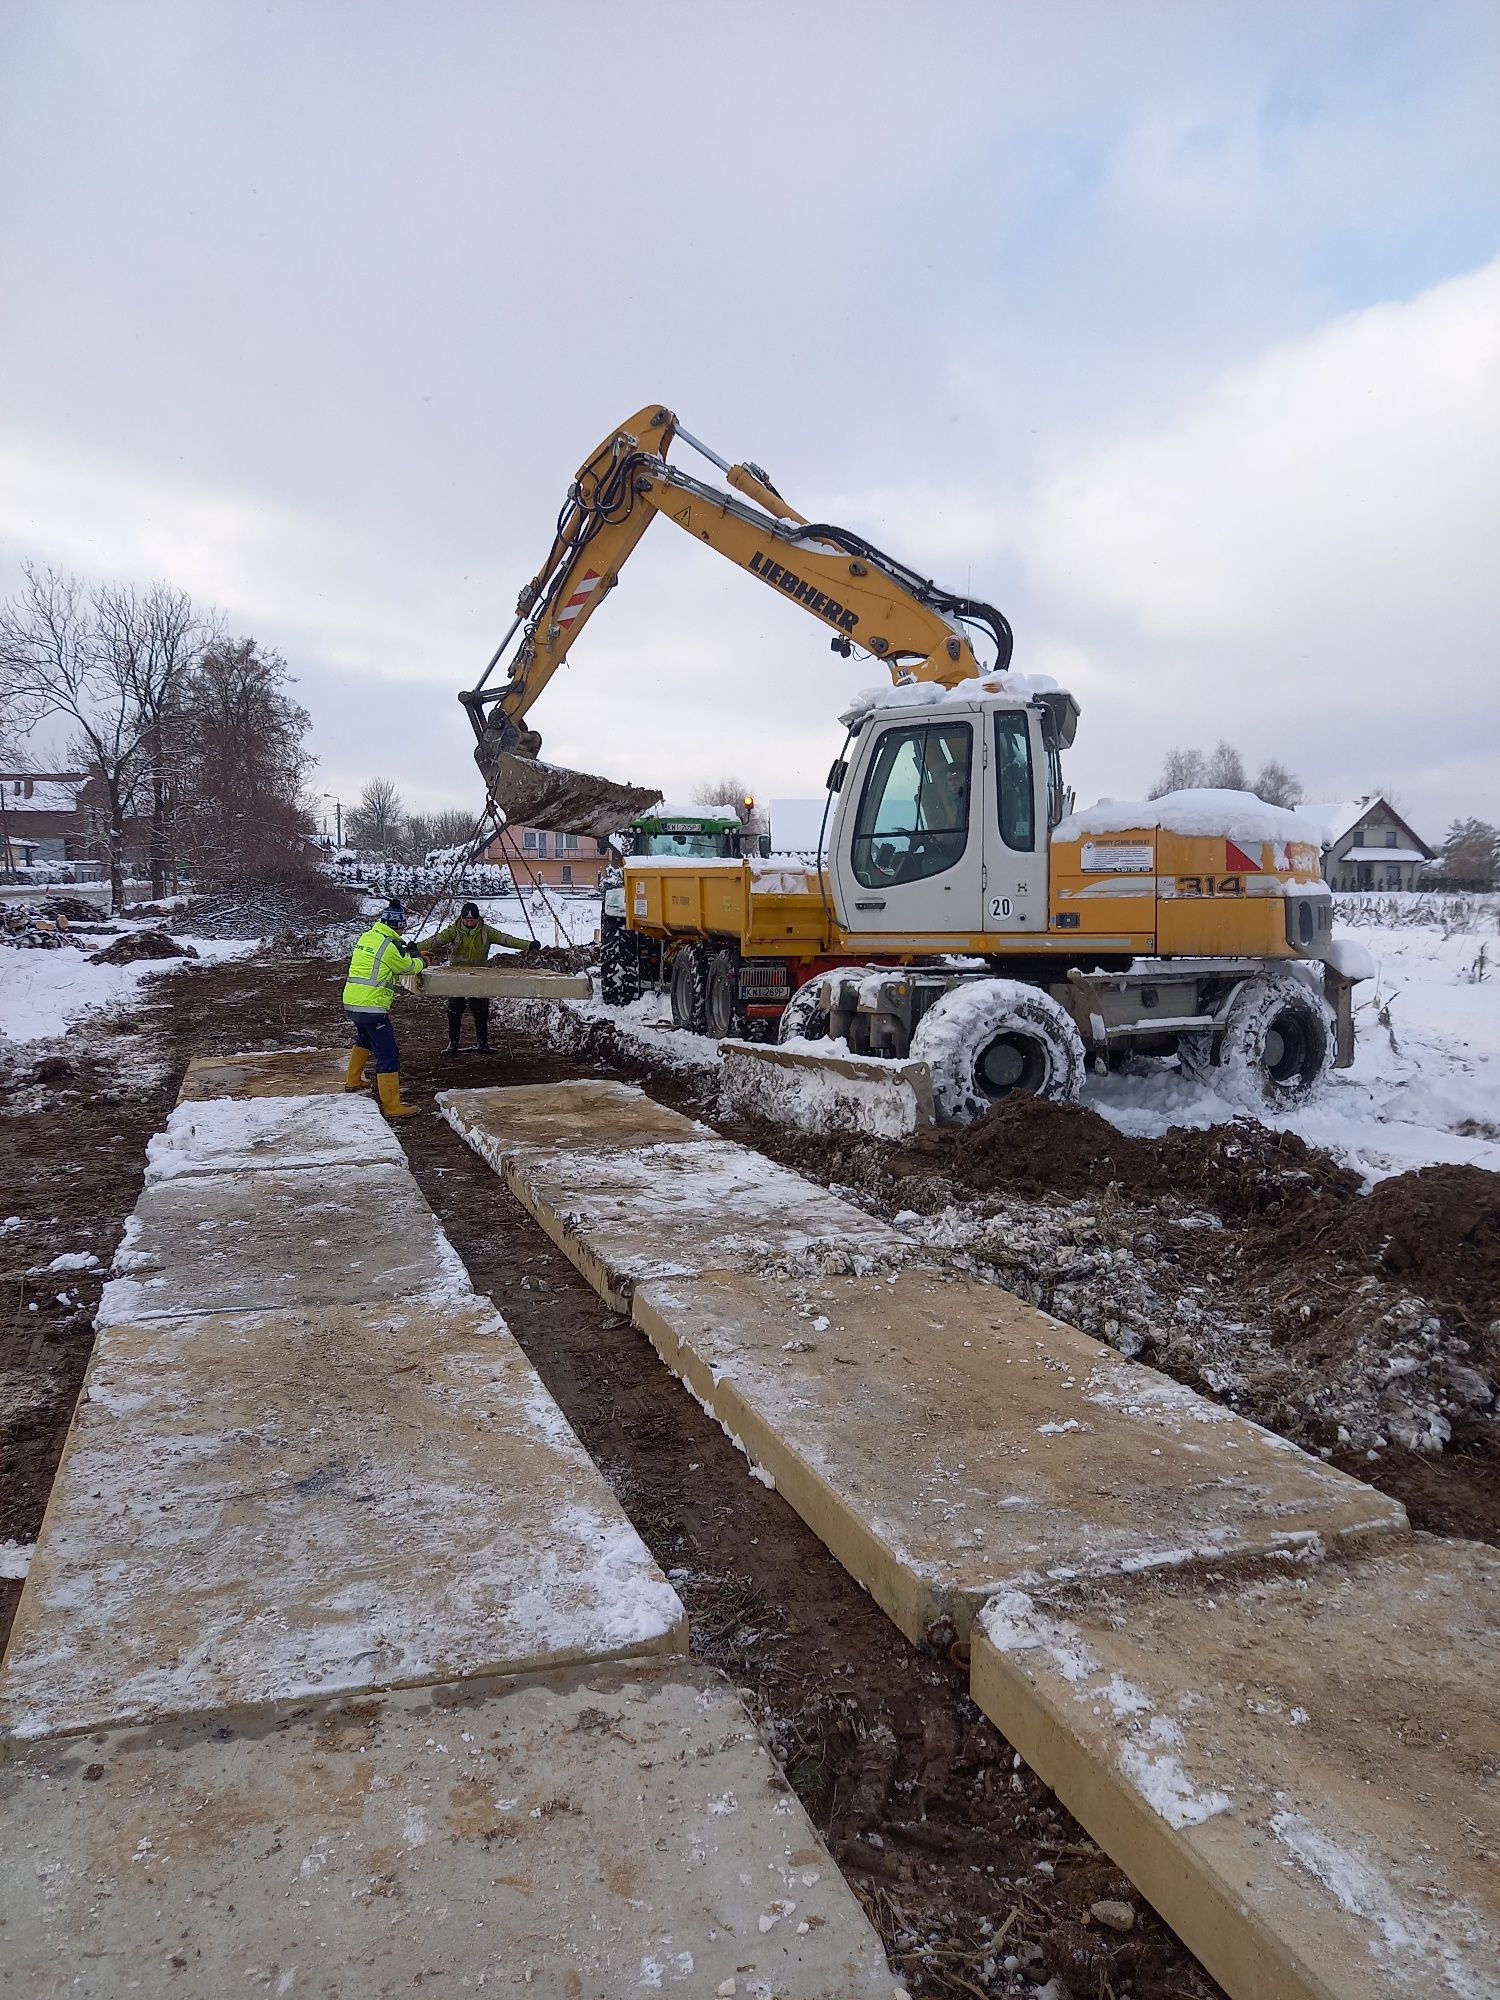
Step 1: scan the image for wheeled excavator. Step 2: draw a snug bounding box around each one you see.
[463,406,1365,1121]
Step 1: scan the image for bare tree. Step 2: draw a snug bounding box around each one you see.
[1205,740,1248,791]
[177,638,314,884]
[1253,758,1303,808]
[346,777,404,857]
[1438,818,1499,888]
[95,582,216,896]
[1148,747,1205,798]
[430,806,483,851]
[0,565,144,911]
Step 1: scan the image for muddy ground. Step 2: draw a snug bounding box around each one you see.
[3,939,1497,1998]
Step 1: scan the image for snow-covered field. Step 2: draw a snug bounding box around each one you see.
[1090,897,1500,1181]
[0,934,257,1048]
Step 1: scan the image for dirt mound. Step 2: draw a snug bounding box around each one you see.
[944,1095,1358,1222]
[89,930,198,966]
[1369,1166,1500,1332]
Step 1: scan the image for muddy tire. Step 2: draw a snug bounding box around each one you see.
[910,979,1085,1123]
[669,943,709,1032]
[705,947,741,1039]
[599,925,640,1008]
[1215,972,1334,1106]
[777,973,831,1046]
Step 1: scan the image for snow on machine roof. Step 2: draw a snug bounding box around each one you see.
[1054,788,1324,847]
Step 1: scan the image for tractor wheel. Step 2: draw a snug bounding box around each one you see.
[777,973,831,1046]
[910,979,1085,1123]
[1214,972,1334,1106]
[669,943,709,1033]
[705,947,742,1040]
[598,925,640,1008]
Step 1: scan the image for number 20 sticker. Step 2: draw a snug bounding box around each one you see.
[989,897,1012,918]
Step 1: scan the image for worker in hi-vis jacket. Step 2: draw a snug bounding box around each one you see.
[341,901,427,1118]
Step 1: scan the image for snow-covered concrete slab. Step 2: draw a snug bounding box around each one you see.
[719,1039,937,1137]
[440,1077,712,1159]
[176,1046,354,1102]
[0,1299,686,1739]
[971,1536,1499,2000]
[500,1149,903,1313]
[98,1162,470,1323]
[145,1089,402,1180]
[404,965,592,999]
[631,1268,1406,1645]
[0,1660,899,1998]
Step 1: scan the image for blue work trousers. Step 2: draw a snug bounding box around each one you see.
[346,1007,401,1074]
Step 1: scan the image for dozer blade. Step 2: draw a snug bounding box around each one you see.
[718,1040,936,1140]
[480,746,662,840]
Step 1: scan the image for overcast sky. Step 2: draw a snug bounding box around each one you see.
[2,0,1497,841]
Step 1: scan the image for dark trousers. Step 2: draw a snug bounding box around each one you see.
[446,997,491,1048]
[345,1008,400,1074]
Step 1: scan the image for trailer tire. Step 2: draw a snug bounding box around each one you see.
[777,973,831,1046]
[705,947,741,1039]
[599,925,641,1008]
[669,943,709,1033]
[911,979,1085,1122]
[1215,972,1334,1106]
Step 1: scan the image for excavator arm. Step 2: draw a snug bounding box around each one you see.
[462,404,1015,835]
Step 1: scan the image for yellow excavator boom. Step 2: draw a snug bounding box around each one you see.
[461,404,1015,834]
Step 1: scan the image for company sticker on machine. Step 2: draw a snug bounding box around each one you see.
[1080,842,1155,873]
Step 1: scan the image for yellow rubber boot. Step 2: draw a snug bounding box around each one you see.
[376,1071,419,1120]
[344,1046,370,1093]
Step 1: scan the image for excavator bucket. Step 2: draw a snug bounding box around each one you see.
[475,729,662,841]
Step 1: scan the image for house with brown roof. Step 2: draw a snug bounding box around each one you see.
[1299,795,1434,891]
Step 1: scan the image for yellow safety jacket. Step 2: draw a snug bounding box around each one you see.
[341,922,425,1013]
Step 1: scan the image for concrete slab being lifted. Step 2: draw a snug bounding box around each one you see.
[402,965,592,999]
[1,1299,685,1740]
[971,1536,1500,2000]
[632,1268,1406,1645]
[98,1162,473,1324]
[0,1660,901,1999]
[443,1081,906,1311]
[145,1090,402,1180]
[176,1046,354,1102]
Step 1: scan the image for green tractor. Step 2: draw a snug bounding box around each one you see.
[599,803,754,1006]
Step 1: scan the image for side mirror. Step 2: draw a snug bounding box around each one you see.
[826,758,848,794]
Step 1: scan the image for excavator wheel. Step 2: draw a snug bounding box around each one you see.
[669,943,709,1033]
[910,979,1085,1123]
[1206,971,1334,1107]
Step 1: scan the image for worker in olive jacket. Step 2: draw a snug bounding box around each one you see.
[418,900,539,1055]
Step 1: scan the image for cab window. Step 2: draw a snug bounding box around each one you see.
[851,721,972,888]
[994,712,1034,851]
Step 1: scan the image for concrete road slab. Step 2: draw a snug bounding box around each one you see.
[146,1091,402,1180]
[441,1077,713,1162]
[1,1301,685,1739]
[511,1140,904,1311]
[404,965,592,998]
[176,1047,354,1102]
[632,1268,1406,1645]
[0,1661,900,1999]
[98,1162,471,1323]
[971,1536,1500,2000]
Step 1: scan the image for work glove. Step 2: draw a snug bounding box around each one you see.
[524,939,542,954]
